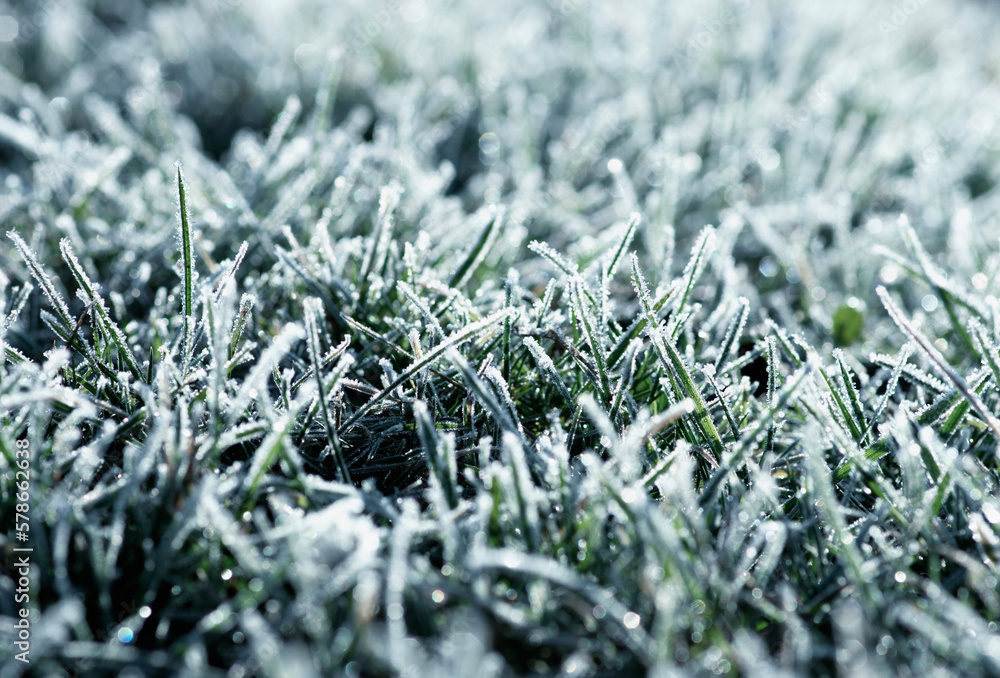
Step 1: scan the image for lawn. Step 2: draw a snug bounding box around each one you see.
[1,0,1000,676]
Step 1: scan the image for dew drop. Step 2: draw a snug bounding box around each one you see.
[759,257,778,278]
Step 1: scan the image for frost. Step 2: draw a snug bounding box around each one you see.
[2,0,1000,675]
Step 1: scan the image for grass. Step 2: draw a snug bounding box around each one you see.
[1,0,1000,676]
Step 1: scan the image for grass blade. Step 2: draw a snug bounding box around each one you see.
[304,297,352,483]
[632,254,724,462]
[176,164,196,372]
[877,286,1000,443]
[450,207,504,289]
[339,308,515,432]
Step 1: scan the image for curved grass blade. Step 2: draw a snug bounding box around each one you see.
[606,212,640,278]
[877,286,1000,443]
[59,239,143,382]
[339,308,515,432]
[8,230,74,332]
[715,296,749,372]
[450,206,504,289]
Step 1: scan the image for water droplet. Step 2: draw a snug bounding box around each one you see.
[682,152,702,172]
[759,257,778,278]
[479,133,500,166]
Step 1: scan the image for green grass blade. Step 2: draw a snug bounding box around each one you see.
[632,254,723,462]
[450,207,504,289]
[304,297,351,483]
[572,279,612,404]
[834,349,868,445]
[176,164,196,372]
[59,239,143,382]
[339,308,515,432]
[715,296,749,372]
[606,212,640,278]
[878,286,1000,442]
